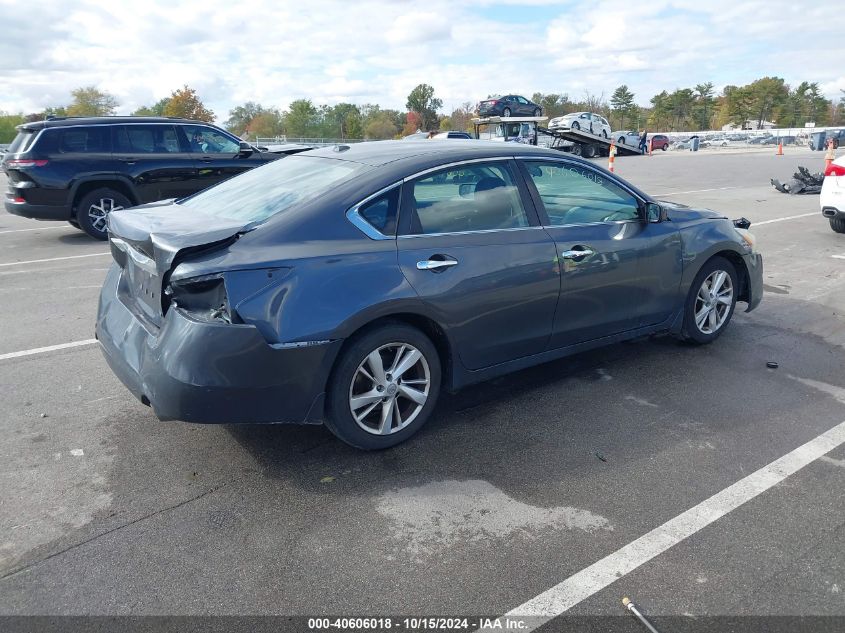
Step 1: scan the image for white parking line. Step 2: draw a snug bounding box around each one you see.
[754,212,818,226]
[0,226,71,235]
[484,419,845,631]
[0,252,110,267]
[0,339,98,361]
[832,255,845,260]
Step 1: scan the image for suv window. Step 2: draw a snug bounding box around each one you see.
[8,129,38,154]
[184,125,240,154]
[357,187,400,236]
[115,125,181,153]
[406,162,529,235]
[57,126,111,153]
[523,161,640,225]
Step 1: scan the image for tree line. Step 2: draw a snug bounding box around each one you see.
[2,78,844,144]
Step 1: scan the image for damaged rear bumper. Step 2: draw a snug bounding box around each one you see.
[95,264,341,424]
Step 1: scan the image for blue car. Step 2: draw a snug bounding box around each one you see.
[477,95,542,118]
[97,141,763,449]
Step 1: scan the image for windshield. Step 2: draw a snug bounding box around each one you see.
[176,155,367,222]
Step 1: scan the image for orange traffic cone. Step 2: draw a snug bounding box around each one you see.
[608,143,616,172]
[776,142,783,156]
[647,139,653,156]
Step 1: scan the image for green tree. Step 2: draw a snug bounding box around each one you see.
[66,86,119,116]
[648,91,670,131]
[0,112,25,143]
[323,103,363,139]
[693,82,715,129]
[245,109,284,139]
[747,76,788,128]
[530,93,574,120]
[132,97,170,117]
[406,83,442,130]
[364,111,399,139]
[162,85,215,122]
[610,85,636,130]
[283,99,319,137]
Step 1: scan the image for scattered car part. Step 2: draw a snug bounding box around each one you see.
[622,597,662,633]
[771,166,825,195]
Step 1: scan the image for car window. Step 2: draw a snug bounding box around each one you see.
[406,162,529,235]
[523,161,640,225]
[357,187,400,236]
[115,125,180,153]
[517,97,529,104]
[580,113,589,119]
[176,155,367,222]
[56,127,110,153]
[183,125,240,154]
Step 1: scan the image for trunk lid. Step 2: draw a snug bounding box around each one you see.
[107,200,252,327]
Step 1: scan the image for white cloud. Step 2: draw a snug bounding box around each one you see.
[0,0,842,121]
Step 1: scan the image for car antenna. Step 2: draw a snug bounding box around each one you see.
[332,144,351,152]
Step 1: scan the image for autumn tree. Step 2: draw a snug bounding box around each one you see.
[365,112,399,139]
[162,85,215,122]
[449,102,476,133]
[66,86,119,116]
[245,109,284,139]
[406,84,442,130]
[401,111,423,136]
[225,102,267,135]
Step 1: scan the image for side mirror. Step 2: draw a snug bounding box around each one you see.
[238,141,254,156]
[646,202,666,223]
[458,183,474,198]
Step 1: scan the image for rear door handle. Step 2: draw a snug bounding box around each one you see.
[562,248,595,259]
[120,157,137,164]
[417,258,458,271]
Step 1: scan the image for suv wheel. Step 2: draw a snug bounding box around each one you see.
[76,188,131,240]
[830,218,845,234]
[325,323,441,450]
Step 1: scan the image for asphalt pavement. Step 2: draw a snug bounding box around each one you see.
[1,146,843,630]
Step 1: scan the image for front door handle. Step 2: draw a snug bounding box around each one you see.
[562,248,595,259]
[417,258,458,271]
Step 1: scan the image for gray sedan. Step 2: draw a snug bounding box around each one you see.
[97,141,763,449]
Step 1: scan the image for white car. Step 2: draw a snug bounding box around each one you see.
[479,122,536,144]
[821,155,845,233]
[614,130,641,146]
[548,112,611,138]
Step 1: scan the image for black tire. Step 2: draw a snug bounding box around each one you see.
[661,144,667,151]
[601,130,608,139]
[571,121,580,131]
[680,256,739,345]
[570,144,583,156]
[75,188,131,240]
[830,218,845,234]
[502,107,512,118]
[325,323,442,450]
[68,219,81,230]
[533,108,542,117]
[617,137,626,145]
[582,144,597,159]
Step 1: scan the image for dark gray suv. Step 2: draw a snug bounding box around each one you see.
[2,116,297,239]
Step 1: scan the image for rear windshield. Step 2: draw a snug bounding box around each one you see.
[176,155,368,222]
[8,129,38,154]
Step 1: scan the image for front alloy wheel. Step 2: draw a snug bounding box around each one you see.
[76,188,131,240]
[681,256,738,344]
[694,270,733,334]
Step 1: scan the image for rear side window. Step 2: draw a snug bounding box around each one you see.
[357,187,400,236]
[57,127,111,153]
[7,130,38,154]
[115,125,181,153]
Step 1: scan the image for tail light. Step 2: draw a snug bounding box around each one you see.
[825,163,845,177]
[165,273,239,324]
[5,159,48,168]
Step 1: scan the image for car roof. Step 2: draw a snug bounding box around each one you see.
[304,139,583,168]
[18,116,218,130]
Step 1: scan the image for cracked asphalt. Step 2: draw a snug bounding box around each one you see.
[1,147,844,627]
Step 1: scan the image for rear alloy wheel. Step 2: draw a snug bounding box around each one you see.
[571,121,580,131]
[601,130,608,139]
[681,256,738,344]
[502,107,512,117]
[76,188,131,240]
[325,323,441,449]
[618,137,626,145]
[830,218,845,234]
[533,108,542,117]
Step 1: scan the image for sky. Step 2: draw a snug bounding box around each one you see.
[0,0,842,124]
